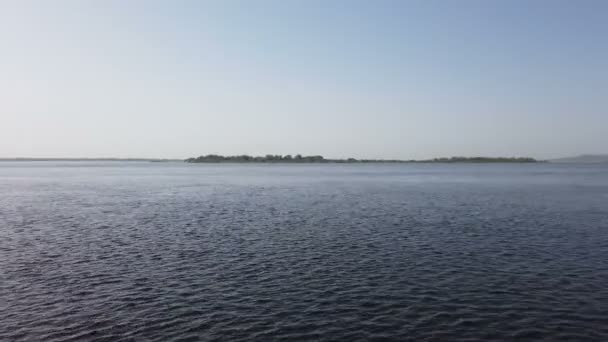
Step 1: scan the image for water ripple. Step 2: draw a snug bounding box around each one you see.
[1,163,608,341]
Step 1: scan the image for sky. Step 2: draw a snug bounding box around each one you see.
[1,0,606,160]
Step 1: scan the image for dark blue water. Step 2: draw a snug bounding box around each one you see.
[1,162,607,341]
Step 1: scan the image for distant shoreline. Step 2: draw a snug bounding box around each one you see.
[0,156,544,163]
[185,155,542,164]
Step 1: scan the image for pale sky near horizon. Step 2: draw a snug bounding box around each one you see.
[1,0,606,160]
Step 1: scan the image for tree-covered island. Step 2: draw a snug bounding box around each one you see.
[185,154,540,163]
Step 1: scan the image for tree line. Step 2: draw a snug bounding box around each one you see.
[185,154,539,163]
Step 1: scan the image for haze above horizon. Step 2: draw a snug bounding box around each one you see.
[1,0,606,160]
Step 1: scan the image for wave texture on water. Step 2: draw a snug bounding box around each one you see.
[1,163,608,341]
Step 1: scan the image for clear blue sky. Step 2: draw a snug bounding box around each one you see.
[1,0,606,159]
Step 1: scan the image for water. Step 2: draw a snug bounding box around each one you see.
[1,162,607,341]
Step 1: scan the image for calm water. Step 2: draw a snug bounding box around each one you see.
[1,162,607,341]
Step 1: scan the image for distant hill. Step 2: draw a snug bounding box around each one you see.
[550,155,608,163]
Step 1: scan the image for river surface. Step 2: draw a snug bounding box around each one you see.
[1,162,607,341]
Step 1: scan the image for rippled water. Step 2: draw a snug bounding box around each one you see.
[1,162,607,341]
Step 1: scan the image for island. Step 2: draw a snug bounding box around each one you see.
[185,154,540,163]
